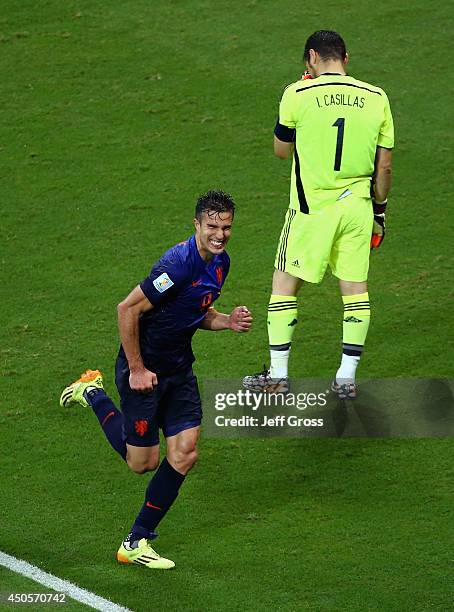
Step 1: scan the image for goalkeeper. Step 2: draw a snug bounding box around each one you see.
[243,30,394,399]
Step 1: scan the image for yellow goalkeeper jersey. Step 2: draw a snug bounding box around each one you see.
[275,73,394,213]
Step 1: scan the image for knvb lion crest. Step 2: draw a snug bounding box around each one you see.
[215,266,223,286]
[134,419,149,437]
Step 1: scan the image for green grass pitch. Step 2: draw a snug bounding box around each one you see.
[1,1,453,610]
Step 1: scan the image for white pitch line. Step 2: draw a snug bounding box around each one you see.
[0,550,131,612]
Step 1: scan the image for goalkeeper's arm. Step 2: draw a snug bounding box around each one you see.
[373,146,392,202]
[371,147,393,249]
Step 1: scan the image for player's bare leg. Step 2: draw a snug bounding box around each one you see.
[333,279,370,399]
[126,444,160,474]
[271,269,303,296]
[339,280,367,295]
[243,270,302,393]
[166,426,200,475]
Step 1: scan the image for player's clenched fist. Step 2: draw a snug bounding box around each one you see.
[129,367,158,392]
[229,306,253,333]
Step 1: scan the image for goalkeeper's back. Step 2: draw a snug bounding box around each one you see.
[276,73,394,213]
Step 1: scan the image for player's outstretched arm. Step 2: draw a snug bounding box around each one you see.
[117,285,158,391]
[200,306,253,332]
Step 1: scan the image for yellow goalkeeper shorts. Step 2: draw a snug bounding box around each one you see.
[275,195,373,283]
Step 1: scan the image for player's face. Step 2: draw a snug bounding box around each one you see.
[194,210,233,261]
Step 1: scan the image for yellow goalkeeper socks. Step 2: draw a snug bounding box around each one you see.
[336,292,371,381]
[267,295,298,378]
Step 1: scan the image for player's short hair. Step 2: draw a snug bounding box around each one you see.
[303,30,347,62]
[195,190,235,220]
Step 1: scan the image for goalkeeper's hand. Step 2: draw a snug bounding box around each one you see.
[370,199,387,249]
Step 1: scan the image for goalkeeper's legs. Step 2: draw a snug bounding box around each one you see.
[268,270,302,379]
[334,280,370,397]
[243,270,302,392]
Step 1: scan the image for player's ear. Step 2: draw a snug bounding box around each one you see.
[344,52,349,66]
[309,48,317,65]
[194,217,200,232]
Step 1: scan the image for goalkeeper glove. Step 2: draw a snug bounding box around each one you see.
[370,199,387,249]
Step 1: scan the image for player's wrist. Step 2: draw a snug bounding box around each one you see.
[129,361,146,374]
[213,311,231,330]
[372,198,387,215]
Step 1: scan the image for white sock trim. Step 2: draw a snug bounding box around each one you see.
[270,348,290,379]
[336,353,360,383]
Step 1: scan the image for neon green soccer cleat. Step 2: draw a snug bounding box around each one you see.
[117,538,175,570]
[59,369,104,408]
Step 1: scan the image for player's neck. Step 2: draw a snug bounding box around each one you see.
[315,60,346,77]
[195,234,214,263]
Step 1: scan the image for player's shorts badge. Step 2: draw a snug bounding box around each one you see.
[134,419,149,437]
[153,272,174,293]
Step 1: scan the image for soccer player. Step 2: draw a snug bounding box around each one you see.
[60,190,252,569]
[243,30,394,398]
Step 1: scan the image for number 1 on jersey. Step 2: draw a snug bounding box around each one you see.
[332,117,345,171]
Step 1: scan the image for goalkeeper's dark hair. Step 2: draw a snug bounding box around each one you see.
[195,190,235,220]
[303,30,347,62]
